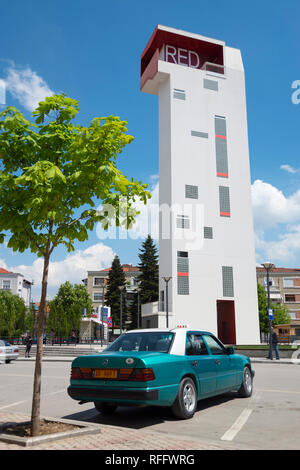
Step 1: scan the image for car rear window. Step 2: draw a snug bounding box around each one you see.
[105,332,174,353]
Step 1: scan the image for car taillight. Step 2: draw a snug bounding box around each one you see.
[14,349,18,353]
[118,368,133,380]
[71,367,92,379]
[130,368,155,381]
[71,367,82,379]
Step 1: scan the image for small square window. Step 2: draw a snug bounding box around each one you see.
[176,215,190,229]
[204,227,213,239]
[185,185,198,199]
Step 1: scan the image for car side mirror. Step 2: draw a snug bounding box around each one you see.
[226,346,235,355]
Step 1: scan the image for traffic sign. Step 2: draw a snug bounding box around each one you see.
[268,308,273,320]
[107,317,112,328]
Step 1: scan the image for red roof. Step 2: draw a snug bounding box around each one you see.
[256,267,300,273]
[0,268,12,274]
[100,264,140,273]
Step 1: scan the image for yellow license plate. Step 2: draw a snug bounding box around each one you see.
[94,369,118,379]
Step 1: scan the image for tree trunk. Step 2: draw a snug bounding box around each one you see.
[30,252,50,436]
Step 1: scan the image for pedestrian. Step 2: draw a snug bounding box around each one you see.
[24,333,33,358]
[269,328,280,360]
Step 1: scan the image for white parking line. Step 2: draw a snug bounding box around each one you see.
[220,391,261,442]
[256,388,300,395]
[220,408,253,441]
[0,400,28,410]
[0,389,66,411]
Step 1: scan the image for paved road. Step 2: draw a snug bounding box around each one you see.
[0,361,299,449]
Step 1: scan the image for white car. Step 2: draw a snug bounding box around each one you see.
[0,340,19,364]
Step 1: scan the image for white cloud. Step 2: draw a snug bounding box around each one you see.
[4,63,54,112]
[251,179,300,231]
[255,225,300,263]
[252,179,300,263]
[280,164,299,174]
[7,242,115,300]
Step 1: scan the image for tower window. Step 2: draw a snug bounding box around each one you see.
[222,266,234,297]
[173,88,186,100]
[219,186,231,217]
[185,184,198,199]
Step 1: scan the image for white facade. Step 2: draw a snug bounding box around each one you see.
[0,269,32,307]
[140,25,260,344]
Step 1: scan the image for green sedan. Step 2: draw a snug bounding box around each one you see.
[67,328,254,419]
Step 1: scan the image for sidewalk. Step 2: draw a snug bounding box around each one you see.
[0,411,233,450]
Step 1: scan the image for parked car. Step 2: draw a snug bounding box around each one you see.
[0,340,19,364]
[67,328,255,419]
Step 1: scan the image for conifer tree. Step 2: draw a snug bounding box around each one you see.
[138,235,159,304]
[105,255,128,331]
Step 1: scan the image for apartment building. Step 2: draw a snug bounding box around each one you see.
[256,267,300,320]
[0,267,32,307]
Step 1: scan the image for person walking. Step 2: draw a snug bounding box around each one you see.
[24,333,33,358]
[269,329,280,360]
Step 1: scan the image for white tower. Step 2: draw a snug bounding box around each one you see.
[140,25,260,345]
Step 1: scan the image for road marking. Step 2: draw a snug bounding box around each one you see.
[220,408,253,441]
[256,388,300,395]
[0,389,66,411]
[0,400,28,410]
[220,391,261,442]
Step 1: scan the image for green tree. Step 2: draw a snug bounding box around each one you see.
[138,234,159,304]
[257,283,291,333]
[0,94,150,435]
[105,255,128,331]
[0,290,28,338]
[47,282,92,338]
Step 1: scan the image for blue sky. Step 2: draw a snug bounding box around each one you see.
[1,0,300,300]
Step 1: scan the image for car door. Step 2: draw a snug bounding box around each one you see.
[185,333,217,396]
[202,334,237,392]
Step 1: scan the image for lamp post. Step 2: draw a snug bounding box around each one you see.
[261,262,275,360]
[162,277,172,328]
[136,287,141,329]
[118,286,125,335]
[100,281,105,347]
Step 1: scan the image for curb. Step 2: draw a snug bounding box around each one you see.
[0,416,101,447]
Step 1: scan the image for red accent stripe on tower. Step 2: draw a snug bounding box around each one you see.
[220,212,230,217]
[177,272,189,276]
[217,172,228,177]
[215,134,227,139]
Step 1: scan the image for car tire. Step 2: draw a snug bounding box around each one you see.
[171,377,197,420]
[238,366,253,398]
[5,360,11,364]
[94,402,118,414]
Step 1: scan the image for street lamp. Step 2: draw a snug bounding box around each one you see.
[100,280,105,347]
[162,277,172,328]
[261,262,275,360]
[136,286,141,329]
[118,286,125,335]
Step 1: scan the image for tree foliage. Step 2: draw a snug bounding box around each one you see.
[105,255,128,329]
[0,93,150,435]
[0,290,28,338]
[47,282,92,338]
[138,234,159,304]
[257,283,291,333]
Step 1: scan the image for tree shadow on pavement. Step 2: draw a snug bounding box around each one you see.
[63,392,237,430]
